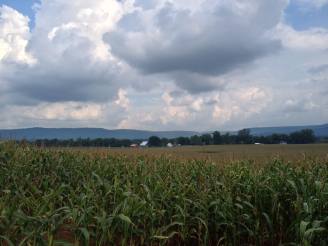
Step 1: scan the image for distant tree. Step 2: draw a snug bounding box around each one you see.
[221,133,232,144]
[190,135,202,145]
[148,136,162,147]
[290,129,316,144]
[94,138,103,147]
[213,131,222,145]
[161,138,169,146]
[201,134,212,145]
[121,139,132,147]
[237,129,252,144]
[177,137,190,146]
[29,128,318,148]
[319,137,328,143]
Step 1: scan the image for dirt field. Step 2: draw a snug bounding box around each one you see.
[76,144,328,164]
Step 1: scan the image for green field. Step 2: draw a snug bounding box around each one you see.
[0,143,328,245]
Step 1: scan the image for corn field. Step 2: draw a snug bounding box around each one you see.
[0,143,327,245]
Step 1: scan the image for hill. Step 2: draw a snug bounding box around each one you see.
[0,123,327,140]
[0,127,199,140]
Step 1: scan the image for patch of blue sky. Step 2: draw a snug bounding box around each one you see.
[284,1,328,30]
[1,0,327,32]
[0,0,37,27]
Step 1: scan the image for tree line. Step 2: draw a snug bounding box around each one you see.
[148,129,316,146]
[30,128,317,147]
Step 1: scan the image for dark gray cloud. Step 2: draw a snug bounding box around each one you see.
[3,57,119,104]
[108,29,280,76]
[171,72,226,94]
[105,0,285,93]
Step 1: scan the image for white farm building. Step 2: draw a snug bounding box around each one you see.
[140,141,148,147]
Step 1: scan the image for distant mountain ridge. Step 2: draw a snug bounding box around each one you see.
[0,123,327,140]
[0,127,199,140]
[248,123,328,137]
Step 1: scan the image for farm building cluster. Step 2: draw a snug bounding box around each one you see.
[130,141,175,148]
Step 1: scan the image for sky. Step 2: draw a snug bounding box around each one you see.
[0,0,327,131]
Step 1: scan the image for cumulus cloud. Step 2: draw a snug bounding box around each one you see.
[24,102,104,121]
[115,89,130,109]
[105,0,286,92]
[0,89,130,128]
[275,23,328,50]
[0,5,35,64]
[169,72,227,94]
[212,87,271,123]
[0,1,134,104]
[142,86,272,130]
[0,0,328,130]
[283,99,318,113]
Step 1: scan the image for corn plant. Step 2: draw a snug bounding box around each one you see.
[0,143,327,245]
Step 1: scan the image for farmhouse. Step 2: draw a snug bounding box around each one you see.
[167,143,174,148]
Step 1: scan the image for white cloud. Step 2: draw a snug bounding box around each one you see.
[212,87,271,123]
[0,98,129,128]
[0,1,138,104]
[275,23,328,50]
[154,86,271,129]
[25,102,103,121]
[35,0,134,62]
[160,92,191,124]
[115,89,130,109]
[284,99,318,113]
[0,5,35,64]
